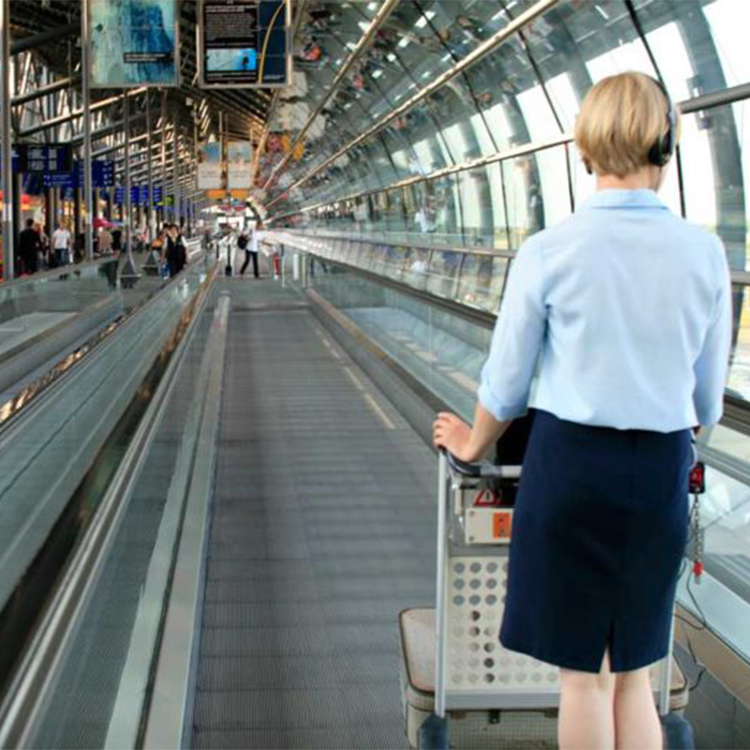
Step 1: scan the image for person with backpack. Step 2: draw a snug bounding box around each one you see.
[240,220,262,278]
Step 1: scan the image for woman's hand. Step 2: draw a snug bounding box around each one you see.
[433,412,479,462]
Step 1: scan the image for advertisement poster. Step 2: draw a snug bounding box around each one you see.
[199,0,290,88]
[88,0,179,87]
[197,142,223,190]
[227,141,252,189]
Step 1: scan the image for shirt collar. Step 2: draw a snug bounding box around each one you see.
[581,188,669,210]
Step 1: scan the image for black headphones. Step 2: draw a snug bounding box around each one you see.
[646,75,677,167]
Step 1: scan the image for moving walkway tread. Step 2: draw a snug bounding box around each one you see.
[192,281,438,749]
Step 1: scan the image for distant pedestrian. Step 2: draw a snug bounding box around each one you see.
[18,218,41,274]
[52,221,72,266]
[240,220,262,278]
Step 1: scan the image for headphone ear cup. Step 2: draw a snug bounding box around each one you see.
[648,137,669,167]
[648,101,677,167]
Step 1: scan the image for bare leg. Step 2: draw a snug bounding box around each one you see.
[614,667,662,750]
[559,652,616,750]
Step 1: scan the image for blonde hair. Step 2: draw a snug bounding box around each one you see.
[574,72,680,178]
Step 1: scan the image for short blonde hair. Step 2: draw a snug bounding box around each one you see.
[574,72,680,178]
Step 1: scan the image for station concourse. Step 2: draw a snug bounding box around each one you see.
[0,1,749,749]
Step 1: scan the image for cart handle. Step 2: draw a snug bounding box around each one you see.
[444,449,522,479]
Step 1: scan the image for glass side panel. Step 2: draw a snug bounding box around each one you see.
[457,254,508,313]
[308,264,492,421]
[425,249,463,299]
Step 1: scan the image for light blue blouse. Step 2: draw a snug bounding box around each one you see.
[478,189,732,432]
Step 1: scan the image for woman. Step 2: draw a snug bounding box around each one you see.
[434,72,730,750]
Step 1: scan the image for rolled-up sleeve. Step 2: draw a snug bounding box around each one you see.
[478,242,547,421]
[693,241,732,426]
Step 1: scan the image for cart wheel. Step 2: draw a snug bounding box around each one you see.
[661,713,695,750]
[418,713,448,750]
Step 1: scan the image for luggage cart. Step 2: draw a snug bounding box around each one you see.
[400,415,692,749]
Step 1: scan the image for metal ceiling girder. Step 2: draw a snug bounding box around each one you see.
[11,74,81,107]
[265,0,560,209]
[263,0,401,190]
[10,21,77,56]
[17,87,147,138]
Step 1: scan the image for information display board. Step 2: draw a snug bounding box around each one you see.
[19,144,72,174]
[197,141,224,190]
[153,185,164,206]
[44,160,117,189]
[198,0,290,88]
[87,0,179,88]
[227,140,252,189]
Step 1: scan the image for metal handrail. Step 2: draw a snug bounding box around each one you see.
[273,232,750,432]
[0,264,219,749]
[272,228,750,287]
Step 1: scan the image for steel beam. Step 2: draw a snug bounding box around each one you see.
[10,22,77,56]
[81,0,93,262]
[17,87,147,138]
[263,0,399,190]
[1,0,14,280]
[11,73,79,108]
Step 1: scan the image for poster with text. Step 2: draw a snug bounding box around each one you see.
[88,0,179,87]
[227,141,253,189]
[197,142,223,190]
[199,0,290,88]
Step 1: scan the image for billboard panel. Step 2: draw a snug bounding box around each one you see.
[198,0,291,88]
[197,142,224,190]
[88,0,179,88]
[227,140,252,189]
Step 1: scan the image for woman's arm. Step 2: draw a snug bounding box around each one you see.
[433,403,512,463]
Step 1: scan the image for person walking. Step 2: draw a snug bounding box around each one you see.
[240,220,262,278]
[98,226,112,256]
[433,72,731,750]
[18,218,41,275]
[52,221,72,266]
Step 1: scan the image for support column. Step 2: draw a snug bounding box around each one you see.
[81,0,93,262]
[1,0,14,280]
[122,90,137,285]
[160,90,167,225]
[146,91,154,243]
[173,121,180,228]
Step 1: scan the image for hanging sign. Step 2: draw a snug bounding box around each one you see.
[18,144,72,174]
[87,0,179,88]
[197,141,223,190]
[153,185,164,206]
[227,140,252,189]
[198,0,290,88]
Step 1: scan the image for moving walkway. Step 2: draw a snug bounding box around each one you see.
[0,238,748,749]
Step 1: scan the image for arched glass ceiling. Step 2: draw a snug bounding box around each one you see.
[264,0,750,280]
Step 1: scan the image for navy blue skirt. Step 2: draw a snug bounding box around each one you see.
[499,410,691,673]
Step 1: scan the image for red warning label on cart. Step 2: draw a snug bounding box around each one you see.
[492,511,513,540]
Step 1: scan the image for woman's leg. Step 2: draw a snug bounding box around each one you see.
[614,667,662,750]
[240,251,250,275]
[559,653,616,750]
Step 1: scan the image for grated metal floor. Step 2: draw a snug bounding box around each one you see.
[192,282,438,749]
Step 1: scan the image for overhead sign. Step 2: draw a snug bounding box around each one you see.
[198,0,290,88]
[153,185,164,206]
[87,0,179,88]
[227,140,252,189]
[0,146,22,172]
[43,160,116,189]
[18,144,72,174]
[197,141,223,190]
